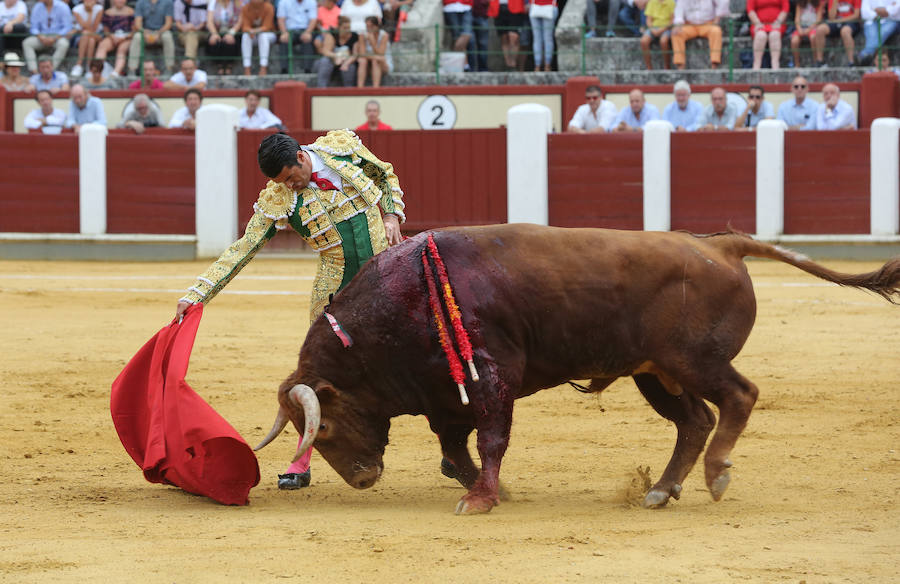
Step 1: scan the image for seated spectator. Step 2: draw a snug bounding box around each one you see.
[318,0,342,33]
[70,0,103,78]
[66,83,107,131]
[663,79,704,131]
[314,15,360,87]
[813,0,860,67]
[24,89,66,131]
[790,0,825,68]
[567,84,617,133]
[164,57,207,89]
[699,86,736,130]
[618,0,648,37]
[30,56,69,93]
[816,83,856,129]
[357,15,391,87]
[612,88,660,132]
[776,75,818,130]
[277,0,318,74]
[529,0,557,72]
[342,0,383,35]
[870,50,900,75]
[168,87,202,129]
[0,50,33,90]
[206,0,242,74]
[82,58,115,88]
[22,0,72,73]
[737,85,775,130]
[128,59,164,89]
[671,0,728,70]
[748,0,790,69]
[355,99,393,130]
[95,0,134,78]
[641,0,674,69]
[584,0,621,39]
[174,0,209,64]
[118,92,163,133]
[491,0,525,70]
[237,0,277,76]
[129,0,175,76]
[857,0,900,65]
[238,89,284,129]
[0,0,28,55]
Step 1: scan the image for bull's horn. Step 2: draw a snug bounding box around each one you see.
[289,384,321,463]
[253,406,289,451]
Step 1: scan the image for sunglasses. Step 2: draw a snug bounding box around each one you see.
[793,84,807,89]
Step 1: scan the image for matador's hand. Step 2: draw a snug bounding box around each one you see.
[175,301,192,323]
[383,214,401,246]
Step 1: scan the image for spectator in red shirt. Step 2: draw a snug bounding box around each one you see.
[355,99,393,130]
[813,0,861,66]
[128,59,165,89]
[747,0,790,69]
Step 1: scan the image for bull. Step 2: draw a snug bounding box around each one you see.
[255,224,900,514]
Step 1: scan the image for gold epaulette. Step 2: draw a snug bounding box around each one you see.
[253,180,297,230]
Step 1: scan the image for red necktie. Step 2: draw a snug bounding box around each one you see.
[310,172,338,191]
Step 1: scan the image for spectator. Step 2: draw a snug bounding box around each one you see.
[205,0,241,75]
[277,0,318,74]
[357,15,391,86]
[618,0,648,37]
[129,0,175,76]
[355,99,393,130]
[237,0,277,75]
[790,0,825,67]
[0,50,32,90]
[168,87,202,129]
[776,75,818,129]
[472,0,490,70]
[313,0,341,55]
[871,50,900,75]
[813,0,860,67]
[699,87,737,130]
[671,0,728,70]
[30,56,69,93]
[174,0,209,64]
[585,0,622,39]
[128,59,164,89]
[95,0,134,78]
[663,79,704,131]
[490,0,526,70]
[70,0,103,78]
[0,0,28,55]
[24,89,66,131]
[441,0,473,71]
[529,0,556,72]
[856,0,900,65]
[314,14,360,86]
[641,0,674,69]
[66,83,107,131]
[612,88,660,132]
[164,57,207,89]
[816,83,856,129]
[82,58,115,88]
[238,88,284,129]
[118,92,163,133]
[566,84,617,133]
[22,0,72,73]
[748,0,790,69]
[737,85,775,130]
[382,0,414,39]
[341,0,382,35]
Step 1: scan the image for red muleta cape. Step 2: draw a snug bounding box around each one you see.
[110,304,260,505]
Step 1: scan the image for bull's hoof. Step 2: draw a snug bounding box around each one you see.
[708,469,731,501]
[641,484,680,509]
[454,495,497,515]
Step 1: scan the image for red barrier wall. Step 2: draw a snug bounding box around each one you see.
[0,132,79,232]
[106,133,196,234]
[547,133,643,229]
[784,130,870,234]
[670,132,757,233]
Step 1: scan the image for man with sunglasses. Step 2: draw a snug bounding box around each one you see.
[776,75,818,130]
[567,84,617,133]
[738,85,774,130]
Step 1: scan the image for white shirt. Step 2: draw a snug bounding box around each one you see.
[168,69,209,87]
[0,0,26,27]
[861,0,900,21]
[816,99,857,130]
[72,3,103,32]
[340,0,382,34]
[168,105,195,128]
[24,107,67,130]
[302,148,343,190]
[568,101,617,132]
[238,106,283,129]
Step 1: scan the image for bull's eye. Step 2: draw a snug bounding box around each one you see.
[319,423,326,431]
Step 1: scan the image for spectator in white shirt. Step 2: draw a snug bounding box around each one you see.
[815,83,856,130]
[857,0,900,65]
[168,87,202,129]
[238,89,285,129]
[24,89,67,131]
[0,0,29,55]
[566,84,617,133]
[164,57,208,89]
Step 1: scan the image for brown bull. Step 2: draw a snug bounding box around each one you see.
[255,224,900,514]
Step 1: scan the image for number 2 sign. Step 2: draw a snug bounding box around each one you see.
[417,95,457,130]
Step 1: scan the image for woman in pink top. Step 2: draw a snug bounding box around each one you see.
[747,0,790,69]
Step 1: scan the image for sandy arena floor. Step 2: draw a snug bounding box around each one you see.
[0,255,898,583]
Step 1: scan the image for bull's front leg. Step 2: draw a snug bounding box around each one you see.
[455,399,513,515]
[437,424,479,489]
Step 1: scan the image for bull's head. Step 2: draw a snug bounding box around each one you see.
[254,383,389,490]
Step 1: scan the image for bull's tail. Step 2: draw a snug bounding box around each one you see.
[709,229,900,304]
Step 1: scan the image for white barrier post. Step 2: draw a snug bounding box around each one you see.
[195,104,240,257]
[78,123,108,235]
[755,119,787,239]
[870,117,900,236]
[507,103,552,225]
[642,120,672,231]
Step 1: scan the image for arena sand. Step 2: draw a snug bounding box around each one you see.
[0,255,898,583]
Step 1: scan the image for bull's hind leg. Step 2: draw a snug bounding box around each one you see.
[633,373,717,508]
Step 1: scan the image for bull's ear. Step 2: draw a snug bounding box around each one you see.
[316,384,339,405]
